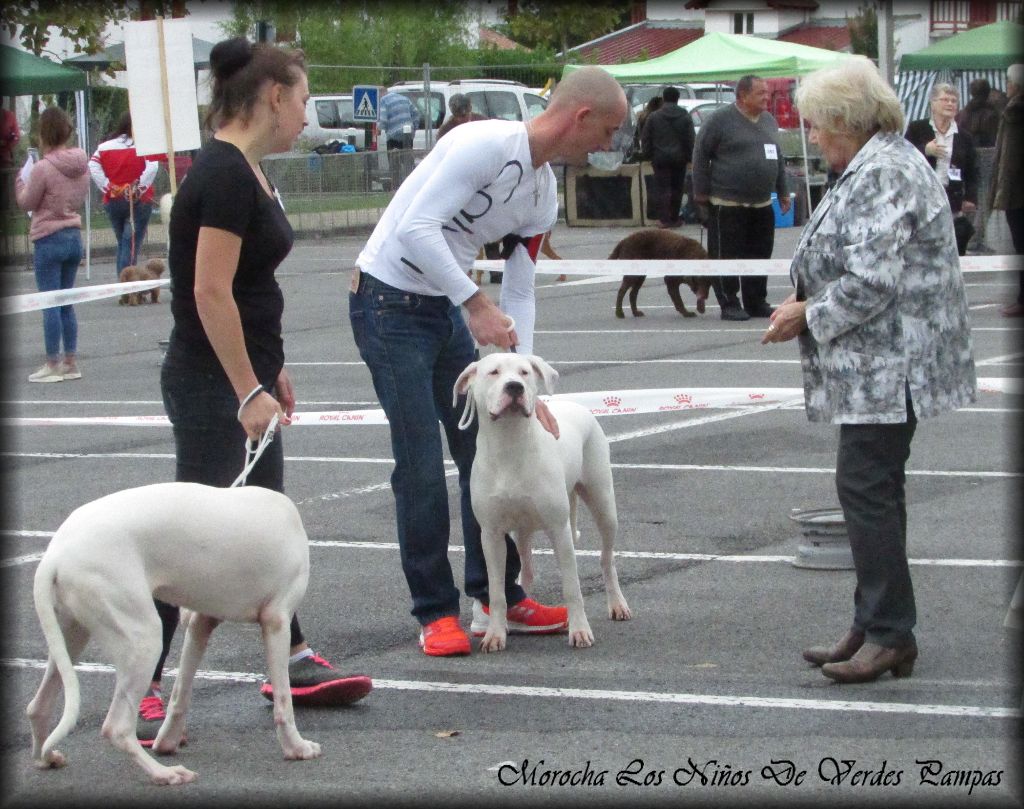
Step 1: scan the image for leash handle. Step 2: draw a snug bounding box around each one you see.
[231,412,279,488]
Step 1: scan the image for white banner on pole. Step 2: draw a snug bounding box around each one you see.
[124,19,201,155]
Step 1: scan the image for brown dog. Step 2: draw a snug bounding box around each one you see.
[119,258,165,306]
[611,230,711,319]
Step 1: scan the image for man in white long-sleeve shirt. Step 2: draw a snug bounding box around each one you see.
[349,66,627,656]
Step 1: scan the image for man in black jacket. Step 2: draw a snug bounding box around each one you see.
[640,86,695,228]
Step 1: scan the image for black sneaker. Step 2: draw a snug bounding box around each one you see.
[745,302,775,318]
[720,304,751,321]
[136,691,186,748]
[259,654,373,707]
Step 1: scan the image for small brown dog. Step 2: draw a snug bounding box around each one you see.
[611,230,711,319]
[119,258,165,306]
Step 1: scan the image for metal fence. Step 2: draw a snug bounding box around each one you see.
[1,149,569,267]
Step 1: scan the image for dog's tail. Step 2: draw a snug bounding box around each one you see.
[32,553,81,758]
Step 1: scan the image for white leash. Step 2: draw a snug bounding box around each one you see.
[231,412,279,488]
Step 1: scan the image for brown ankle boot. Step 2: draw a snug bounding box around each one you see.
[821,640,918,684]
[802,629,865,667]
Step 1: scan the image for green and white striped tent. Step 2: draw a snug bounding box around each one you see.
[895,21,1023,123]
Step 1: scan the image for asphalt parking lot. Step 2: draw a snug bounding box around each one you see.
[1,219,1021,808]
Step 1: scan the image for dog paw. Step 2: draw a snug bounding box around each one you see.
[614,310,625,319]
[680,309,696,318]
[569,628,594,648]
[609,602,633,621]
[634,310,645,317]
[35,749,66,769]
[284,740,322,760]
[150,764,197,785]
[480,633,507,653]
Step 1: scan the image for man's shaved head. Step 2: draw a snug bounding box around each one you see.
[549,66,626,113]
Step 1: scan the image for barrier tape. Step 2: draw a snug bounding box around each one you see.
[2,279,169,315]
[2,255,1017,314]
[481,255,1020,278]
[3,379,1016,428]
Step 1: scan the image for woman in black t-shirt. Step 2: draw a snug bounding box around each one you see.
[146,37,372,747]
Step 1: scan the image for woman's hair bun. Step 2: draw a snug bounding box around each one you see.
[210,37,253,81]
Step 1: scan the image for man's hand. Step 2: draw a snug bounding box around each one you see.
[464,291,516,349]
[535,398,559,439]
[761,294,806,345]
[961,200,977,214]
[779,194,792,215]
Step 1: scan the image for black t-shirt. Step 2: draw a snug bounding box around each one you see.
[166,138,293,385]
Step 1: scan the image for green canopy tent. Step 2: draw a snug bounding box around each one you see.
[563,30,852,83]
[0,44,87,96]
[896,21,1024,123]
[563,32,855,219]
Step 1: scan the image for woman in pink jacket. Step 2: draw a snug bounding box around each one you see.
[89,112,158,277]
[16,107,90,383]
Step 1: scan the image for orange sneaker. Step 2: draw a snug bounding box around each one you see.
[418,616,471,656]
[470,597,568,636]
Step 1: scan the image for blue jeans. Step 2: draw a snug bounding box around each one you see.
[349,272,525,625]
[33,227,81,361]
[105,197,153,275]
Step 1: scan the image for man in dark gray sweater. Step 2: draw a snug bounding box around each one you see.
[640,85,695,227]
[692,75,790,320]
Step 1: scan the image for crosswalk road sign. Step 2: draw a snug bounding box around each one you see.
[353,86,380,122]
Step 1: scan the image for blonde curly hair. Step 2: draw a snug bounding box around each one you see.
[795,56,904,137]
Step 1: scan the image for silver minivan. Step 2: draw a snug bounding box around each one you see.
[302,94,368,151]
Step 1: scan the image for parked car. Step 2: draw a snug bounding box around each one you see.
[387,79,549,150]
[302,94,370,151]
[626,82,735,116]
[677,99,729,133]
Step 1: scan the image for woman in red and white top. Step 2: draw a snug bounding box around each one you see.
[89,112,159,277]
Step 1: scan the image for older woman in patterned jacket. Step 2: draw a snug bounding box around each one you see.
[762,57,976,684]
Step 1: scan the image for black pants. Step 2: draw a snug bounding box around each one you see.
[706,203,775,311]
[836,393,918,648]
[154,361,304,683]
[652,164,685,225]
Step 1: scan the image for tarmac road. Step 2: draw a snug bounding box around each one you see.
[0,219,1021,808]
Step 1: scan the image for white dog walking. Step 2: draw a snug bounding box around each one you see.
[454,353,632,652]
[28,482,321,785]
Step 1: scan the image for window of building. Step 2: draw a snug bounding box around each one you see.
[733,12,754,34]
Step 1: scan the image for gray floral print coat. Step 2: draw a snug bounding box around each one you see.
[792,131,976,424]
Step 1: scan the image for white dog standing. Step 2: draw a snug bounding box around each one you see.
[454,353,632,651]
[28,482,321,785]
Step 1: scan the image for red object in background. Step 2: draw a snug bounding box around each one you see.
[146,153,193,180]
[763,78,800,129]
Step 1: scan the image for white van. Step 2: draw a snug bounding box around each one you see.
[302,94,370,151]
[386,79,549,150]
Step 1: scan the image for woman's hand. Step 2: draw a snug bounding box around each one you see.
[274,367,296,422]
[762,294,807,345]
[238,389,285,441]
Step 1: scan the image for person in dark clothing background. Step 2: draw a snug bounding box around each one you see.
[640,86,695,228]
[957,78,1000,148]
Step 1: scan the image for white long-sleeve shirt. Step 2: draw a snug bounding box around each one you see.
[356,119,557,355]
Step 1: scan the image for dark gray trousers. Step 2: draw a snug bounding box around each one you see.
[836,396,918,648]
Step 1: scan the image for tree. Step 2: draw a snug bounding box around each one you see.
[499,1,627,58]
[1,0,132,60]
[223,0,478,91]
[1,1,133,143]
[847,4,878,61]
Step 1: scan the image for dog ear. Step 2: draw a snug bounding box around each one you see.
[526,355,559,394]
[452,362,478,406]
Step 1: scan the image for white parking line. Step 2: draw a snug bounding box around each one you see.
[3,535,1016,569]
[0,657,1016,720]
